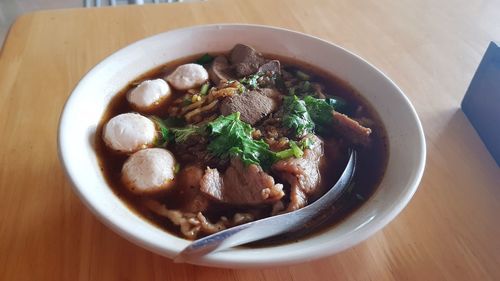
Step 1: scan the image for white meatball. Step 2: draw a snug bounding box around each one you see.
[122,148,176,194]
[127,79,171,111]
[166,63,209,90]
[103,113,156,153]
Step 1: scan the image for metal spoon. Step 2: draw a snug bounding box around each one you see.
[175,150,356,263]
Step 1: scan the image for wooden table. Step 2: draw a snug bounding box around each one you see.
[1,0,499,279]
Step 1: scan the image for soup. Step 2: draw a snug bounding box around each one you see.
[96,44,388,242]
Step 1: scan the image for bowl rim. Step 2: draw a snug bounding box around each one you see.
[58,23,426,268]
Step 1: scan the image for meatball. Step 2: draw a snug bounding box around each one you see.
[103,113,156,153]
[127,79,171,111]
[122,148,176,194]
[166,63,209,90]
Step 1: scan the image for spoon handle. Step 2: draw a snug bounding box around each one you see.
[175,150,356,263]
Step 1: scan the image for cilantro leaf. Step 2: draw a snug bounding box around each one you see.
[149,116,173,146]
[282,95,315,137]
[324,97,350,114]
[207,112,276,169]
[303,96,334,132]
[170,125,205,143]
[303,95,351,133]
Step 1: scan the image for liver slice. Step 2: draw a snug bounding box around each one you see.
[220,90,278,125]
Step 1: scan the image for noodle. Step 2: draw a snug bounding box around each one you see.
[181,99,205,114]
[184,100,219,121]
[185,108,202,121]
[200,100,218,112]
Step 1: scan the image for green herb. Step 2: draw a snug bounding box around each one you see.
[237,83,245,94]
[275,149,294,160]
[303,95,335,132]
[300,135,314,149]
[282,96,315,137]
[207,112,276,169]
[275,140,304,160]
[325,96,350,114]
[149,116,173,146]
[171,125,205,143]
[240,72,264,89]
[274,137,315,160]
[296,70,311,81]
[195,53,214,65]
[303,95,352,132]
[290,141,303,158]
[174,163,180,174]
[199,83,209,96]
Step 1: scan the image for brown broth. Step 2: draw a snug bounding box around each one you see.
[95,53,389,245]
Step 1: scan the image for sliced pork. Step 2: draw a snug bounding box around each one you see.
[200,158,285,205]
[331,110,372,146]
[272,135,325,211]
[175,165,210,213]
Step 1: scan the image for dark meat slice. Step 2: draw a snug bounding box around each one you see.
[220,90,278,125]
[200,158,285,205]
[229,44,266,77]
[175,165,210,213]
[258,60,281,74]
[331,110,372,146]
[259,88,283,104]
[272,135,325,211]
[208,56,235,86]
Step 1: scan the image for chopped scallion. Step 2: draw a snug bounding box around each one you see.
[199,83,209,96]
[275,141,304,160]
[290,141,304,158]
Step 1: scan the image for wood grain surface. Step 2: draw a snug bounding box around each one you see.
[1,0,499,280]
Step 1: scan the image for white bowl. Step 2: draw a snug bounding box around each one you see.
[58,24,426,268]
